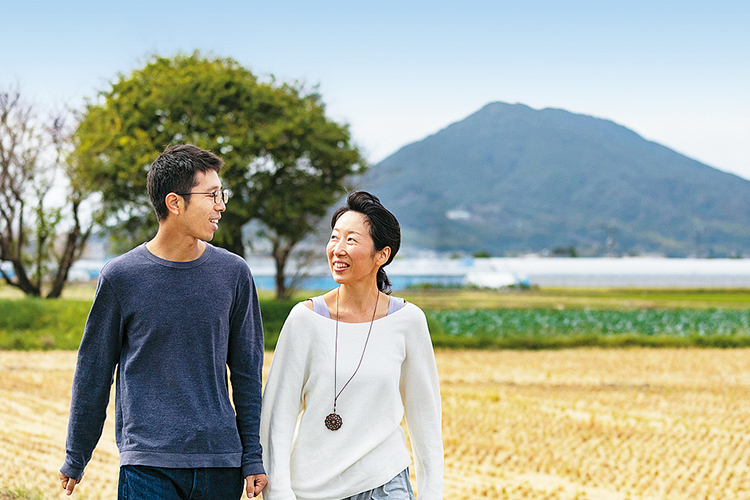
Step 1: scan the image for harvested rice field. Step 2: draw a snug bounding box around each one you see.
[1,348,749,499]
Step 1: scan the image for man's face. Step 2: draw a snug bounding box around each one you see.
[179,170,226,242]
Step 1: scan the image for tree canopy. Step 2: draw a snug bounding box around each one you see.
[74,52,365,297]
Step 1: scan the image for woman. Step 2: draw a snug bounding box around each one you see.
[260,191,443,500]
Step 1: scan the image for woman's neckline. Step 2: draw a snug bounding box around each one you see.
[302,297,408,324]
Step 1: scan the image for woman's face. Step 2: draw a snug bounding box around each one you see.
[327,210,388,286]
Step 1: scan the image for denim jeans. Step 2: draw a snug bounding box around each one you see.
[118,465,244,500]
[342,468,415,500]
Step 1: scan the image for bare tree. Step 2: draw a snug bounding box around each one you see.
[0,87,94,298]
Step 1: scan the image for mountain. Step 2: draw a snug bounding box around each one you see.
[358,102,750,257]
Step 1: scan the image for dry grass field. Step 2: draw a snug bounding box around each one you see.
[2,348,750,499]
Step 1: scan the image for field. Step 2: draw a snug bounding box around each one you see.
[3,348,750,500]
[6,287,750,350]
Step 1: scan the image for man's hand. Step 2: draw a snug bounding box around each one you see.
[245,474,267,498]
[59,472,81,496]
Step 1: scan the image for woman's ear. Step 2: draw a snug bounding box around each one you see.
[376,246,391,266]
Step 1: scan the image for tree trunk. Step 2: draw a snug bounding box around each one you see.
[272,238,292,300]
[10,259,40,296]
[47,224,91,299]
[274,263,287,300]
[1,213,41,296]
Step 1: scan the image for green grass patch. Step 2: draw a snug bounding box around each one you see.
[6,292,750,351]
[0,298,92,350]
[0,488,44,500]
[258,298,297,350]
[0,297,299,351]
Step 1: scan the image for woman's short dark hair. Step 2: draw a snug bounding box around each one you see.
[331,191,401,294]
[147,144,224,221]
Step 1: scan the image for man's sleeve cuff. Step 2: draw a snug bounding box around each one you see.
[60,461,85,481]
[242,461,266,478]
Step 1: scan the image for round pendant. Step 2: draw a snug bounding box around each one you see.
[325,412,343,430]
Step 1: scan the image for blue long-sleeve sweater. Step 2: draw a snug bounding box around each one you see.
[61,243,265,480]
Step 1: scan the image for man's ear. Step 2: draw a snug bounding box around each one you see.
[165,193,181,216]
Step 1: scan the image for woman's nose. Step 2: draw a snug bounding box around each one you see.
[331,240,345,254]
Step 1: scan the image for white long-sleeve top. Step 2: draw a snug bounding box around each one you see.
[260,301,443,500]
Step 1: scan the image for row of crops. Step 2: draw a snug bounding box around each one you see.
[426,308,750,348]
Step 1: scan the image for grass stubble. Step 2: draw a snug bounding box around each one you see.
[2,348,750,499]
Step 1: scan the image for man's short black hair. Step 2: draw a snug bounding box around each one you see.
[147,144,224,221]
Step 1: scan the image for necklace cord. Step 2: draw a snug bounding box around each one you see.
[333,287,379,412]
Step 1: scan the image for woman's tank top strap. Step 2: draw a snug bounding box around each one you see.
[388,296,406,315]
[308,296,332,319]
[309,295,405,318]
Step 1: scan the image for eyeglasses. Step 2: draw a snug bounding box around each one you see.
[175,189,230,205]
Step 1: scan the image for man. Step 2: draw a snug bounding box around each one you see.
[59,144,267,498]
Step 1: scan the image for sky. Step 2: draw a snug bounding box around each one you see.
[3,0,749,179]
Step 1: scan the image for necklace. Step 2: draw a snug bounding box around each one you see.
[325,287,379,431]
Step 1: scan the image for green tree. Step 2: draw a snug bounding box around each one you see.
[73,52,365,298]
[244,82,365,298]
